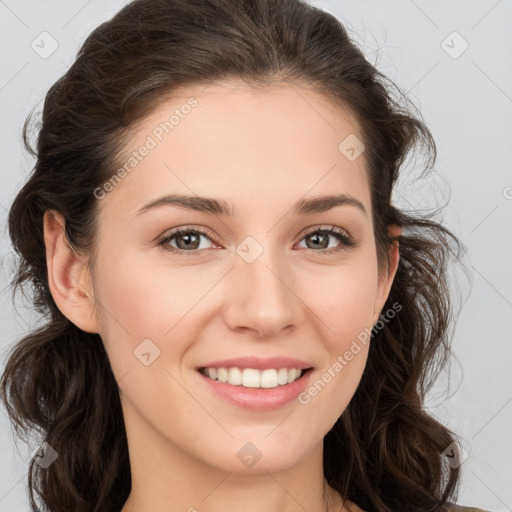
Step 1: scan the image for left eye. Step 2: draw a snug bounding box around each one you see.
[297,227,354,251]
[158,226,355,255]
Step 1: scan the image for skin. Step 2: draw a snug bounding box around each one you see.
[43,79,400,512]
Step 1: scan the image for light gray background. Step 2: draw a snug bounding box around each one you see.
[1,1,511,510]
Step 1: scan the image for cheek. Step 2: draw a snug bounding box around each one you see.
[297,271,376,423]
[92,248,199,338]
[311,259,380,347]
[90,248,229,385]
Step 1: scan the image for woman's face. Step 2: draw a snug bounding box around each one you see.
[86,79,398,475]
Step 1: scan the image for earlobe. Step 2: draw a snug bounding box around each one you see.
[43,210,99,333]
[373,224,402,322]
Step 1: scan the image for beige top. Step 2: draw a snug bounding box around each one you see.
[445,506,491,512]
[346,499,490,512]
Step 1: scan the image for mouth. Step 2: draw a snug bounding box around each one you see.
[196,366,314,411]
[198,366,313,389]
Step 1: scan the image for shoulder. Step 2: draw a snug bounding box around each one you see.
[346,500,491,512]
[443,502,492,512]
[445,506,492,512]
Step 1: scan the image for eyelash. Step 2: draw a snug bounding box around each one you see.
[157,225,356,256]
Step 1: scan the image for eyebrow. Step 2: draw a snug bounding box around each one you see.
[135,193,367,217]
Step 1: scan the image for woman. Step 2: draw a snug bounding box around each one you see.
[0,0,490,511]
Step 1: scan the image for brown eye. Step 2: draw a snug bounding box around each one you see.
[298,227,355,253]
[158,228,216,255]
[304,232,330,249]
[173,231,201,250]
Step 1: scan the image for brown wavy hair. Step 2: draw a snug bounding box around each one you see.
[1,0,466,510]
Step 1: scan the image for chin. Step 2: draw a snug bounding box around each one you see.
[193,435,314,474]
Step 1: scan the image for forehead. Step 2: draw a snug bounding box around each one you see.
[102,79,371,220]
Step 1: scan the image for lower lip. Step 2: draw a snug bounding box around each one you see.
[196,369,313,411]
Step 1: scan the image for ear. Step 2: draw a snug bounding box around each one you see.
[43,210,99,333]
[372,224,401,323]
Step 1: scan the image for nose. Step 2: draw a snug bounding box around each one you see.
[222,241,301,339]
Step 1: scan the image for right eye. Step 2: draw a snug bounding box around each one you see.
[158,227,219,255]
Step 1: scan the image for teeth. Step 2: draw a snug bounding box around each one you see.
[260,369,278,388]
[242,368,260,388]
[287,368,299,384]
[277,368,289,385]
[228,367,242,385]
[201,367,305,388]
[217,368,228,383]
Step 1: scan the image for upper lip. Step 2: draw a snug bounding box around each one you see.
[197,356,314,371]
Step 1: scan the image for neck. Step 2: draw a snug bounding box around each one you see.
[119,401,347,512]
